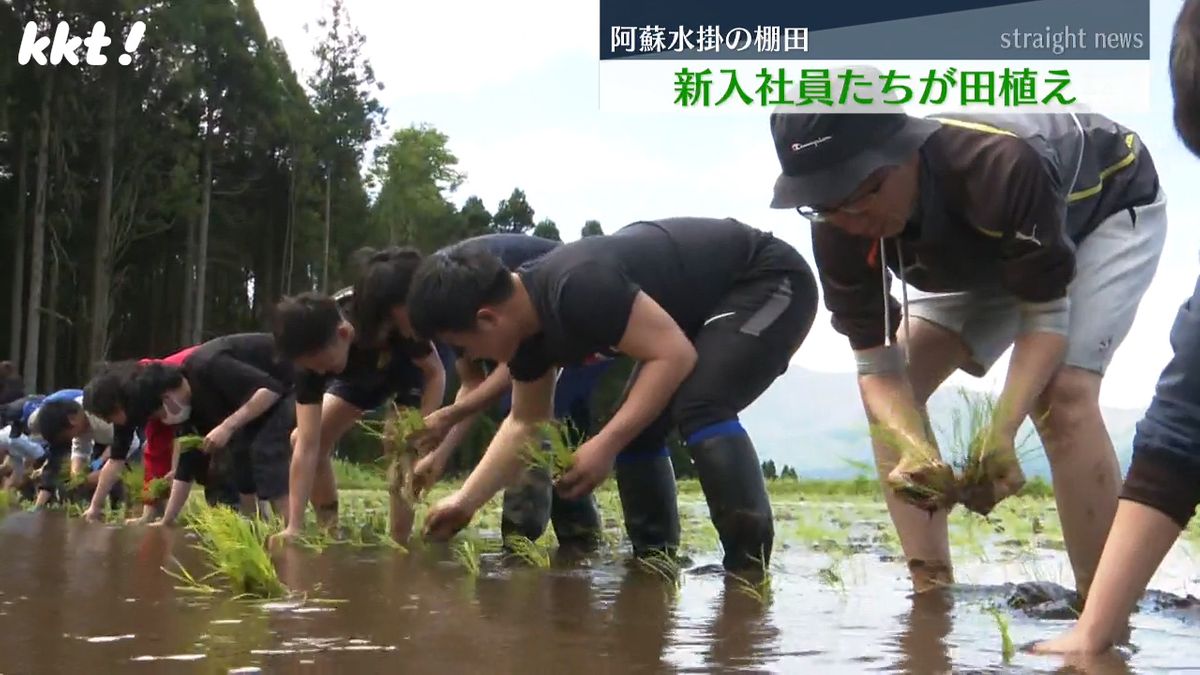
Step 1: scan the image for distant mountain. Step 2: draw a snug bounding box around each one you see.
[740,367,1146,480]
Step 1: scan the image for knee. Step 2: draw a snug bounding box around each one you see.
[1036,368,1102,439]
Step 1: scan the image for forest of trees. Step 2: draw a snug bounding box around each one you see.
[0,0,608,394]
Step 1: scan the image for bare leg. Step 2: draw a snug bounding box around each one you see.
[157,480,193,526]
[1031,500,1181,654]
[1034,367,1120,599]
[870,318,970,592]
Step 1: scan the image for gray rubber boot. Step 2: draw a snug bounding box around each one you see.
[689,432,774,574]
[549,489,603,550]
[500,466,553,544]
[615,454,681,558]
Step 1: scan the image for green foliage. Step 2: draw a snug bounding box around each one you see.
[581,220,604,237]
[143,477,172,504]
[176,435,205,452]
[761,460,777,480]
[531,218,561,242]
[520,420,576,481]
[987,608,1015,662]
[491,188,535,234]
[503,534,551,568]
[166,500,286,599]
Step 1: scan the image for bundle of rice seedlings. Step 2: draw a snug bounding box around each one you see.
[166,500,287,599]
[519,420,576,481]
[869,420,958,512]
[142,476,172,505]
[949,390,1038,516]
[503,534,551,568]
[176,435,206,452]
[729,556,773,606]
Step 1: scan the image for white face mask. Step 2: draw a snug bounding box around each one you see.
[161,394,191,425]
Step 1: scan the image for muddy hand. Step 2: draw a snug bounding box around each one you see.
[886,459,958,512]
[423,493,474,541]
[959,446,1026,516]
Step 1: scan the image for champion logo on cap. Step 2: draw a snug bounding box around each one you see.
[790,135,833,152]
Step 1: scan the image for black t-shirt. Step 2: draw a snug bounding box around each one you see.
[294,289,433,406]
[178,333,293,433]
[508,217,803,381]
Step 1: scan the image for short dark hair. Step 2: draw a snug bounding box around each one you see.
[272,292,344,359]
[33,399,81,443]
[129,363,186,405]
[1172,0,1200,156]
[351,245,424,342]
[84,360,143,418]
[407,242,516,338]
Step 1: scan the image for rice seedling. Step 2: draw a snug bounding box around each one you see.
[637,550,683,597]
[173,500,287,599]
[520,420,577,481]
[453,538,483,578]
[869,416,958,513]
[728,555,773,606]
[176,435,206,452]
[143,477,172,504]
[503,534,551,568]
[162,558,221,595]
[986,607,1015,662]
[945,390,1040,517]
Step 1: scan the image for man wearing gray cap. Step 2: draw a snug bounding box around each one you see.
[768,65,1165,598]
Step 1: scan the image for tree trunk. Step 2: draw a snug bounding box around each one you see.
[43,246,60,391]
[282,157,296,296]
[89,74,118,364]
[9,131,27,364]
[322,168,331,292]
[23,69,53,392]
[181,208,197,344]
[192,134,213,343]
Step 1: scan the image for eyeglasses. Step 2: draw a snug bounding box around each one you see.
[795,168,892,224]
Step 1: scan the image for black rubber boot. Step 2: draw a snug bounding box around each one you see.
[689,432,774,574]
[500,466,552,544]
[615,454,681,558]
[549,489,603,551]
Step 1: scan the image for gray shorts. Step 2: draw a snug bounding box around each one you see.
[906,188,1167,377]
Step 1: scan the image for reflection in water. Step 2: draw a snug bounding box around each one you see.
[704,577,780,671]
[0,513,1196,673]
[889,589,954,674]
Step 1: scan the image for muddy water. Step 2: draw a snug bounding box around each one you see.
[0,509,1197,674]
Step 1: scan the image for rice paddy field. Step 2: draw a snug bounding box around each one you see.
[0,461,1197,674]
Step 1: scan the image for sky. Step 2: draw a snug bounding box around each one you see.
[254,0,1198,411]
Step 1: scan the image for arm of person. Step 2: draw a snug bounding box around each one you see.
[452,369,557,514]
[209,355,288,431]
[221,388,282,433]
[450,361,513,420]
[810,219,943,476]
[574,292,696,457]
[988,140,1077,438]
[414,345,446,417]
[282,401,322,535]
[83,425,132,520]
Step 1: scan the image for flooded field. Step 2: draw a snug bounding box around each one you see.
[0,482,1197,674]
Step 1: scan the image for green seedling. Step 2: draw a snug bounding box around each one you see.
[163,558,221,595]
[176,435,206,452]
[175,501,287,599]
[520,420,577,481]
[987,607,1015,662]
[143,477,172,504]
[453,538,483,578]
[503,534,551,568]
[728,555,773,606]
[946,390,1041,516]
[870,418,958,512]
[637,550,682,598]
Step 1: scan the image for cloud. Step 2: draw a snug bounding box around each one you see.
[256,0,597,96]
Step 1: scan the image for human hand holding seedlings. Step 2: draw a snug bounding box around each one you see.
[958,423,1026,516]
[884,434,958,513]
[423,491,474,540]
[413,406,458,454]
[556,435,619,500]
[412,448,450,498]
